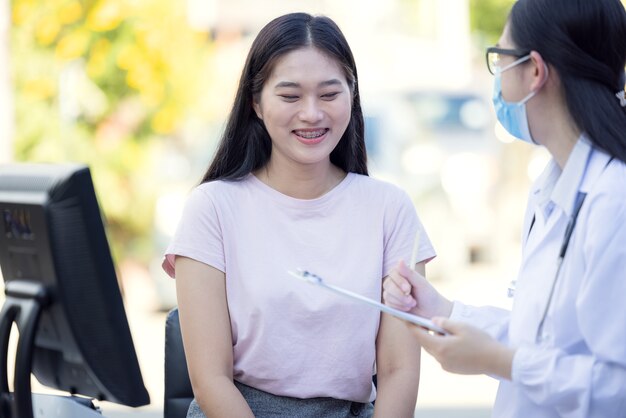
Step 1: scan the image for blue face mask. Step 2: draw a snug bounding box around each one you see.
[492,72,537,144]
[491,55,547,144]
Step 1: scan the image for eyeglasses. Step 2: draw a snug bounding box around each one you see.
[486,46,531,75]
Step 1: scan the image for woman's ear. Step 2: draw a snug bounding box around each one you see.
[529,51,549,92]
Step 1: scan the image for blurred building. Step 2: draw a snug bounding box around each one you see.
[186,0,473,92]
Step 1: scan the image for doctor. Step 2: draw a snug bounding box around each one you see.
[383,0,626,416]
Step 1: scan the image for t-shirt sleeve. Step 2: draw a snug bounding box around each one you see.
[382,189,436,277]
[161,185,225,278]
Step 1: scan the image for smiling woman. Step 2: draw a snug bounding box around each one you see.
[252,46,352,194]
[162,11,436,418]
[199,12,366,184]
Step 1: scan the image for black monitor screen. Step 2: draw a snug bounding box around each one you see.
[0,163,150,407]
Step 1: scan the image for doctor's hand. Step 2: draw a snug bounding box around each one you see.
[383,260,453,319]
[412,317,514,380]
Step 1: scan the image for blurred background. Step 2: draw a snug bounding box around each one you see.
[4,0,616,416]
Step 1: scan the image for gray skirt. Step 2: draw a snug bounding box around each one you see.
[187,381,374,418]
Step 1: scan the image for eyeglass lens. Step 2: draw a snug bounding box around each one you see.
[488,52,501,74]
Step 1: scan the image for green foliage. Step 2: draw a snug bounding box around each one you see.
[10,0,213,263]
[469,0,516,45]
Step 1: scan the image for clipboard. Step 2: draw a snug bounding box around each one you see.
[288,269,447,335]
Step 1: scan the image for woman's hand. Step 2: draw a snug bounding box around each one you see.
[411,317,514,380]
[383,260,453,319]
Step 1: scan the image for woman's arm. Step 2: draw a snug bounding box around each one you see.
[175,256,254,418]
[373,262,424,418]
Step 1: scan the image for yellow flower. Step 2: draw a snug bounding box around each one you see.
[55,29,91,61]
[92,37,111,56]
[59,1,83,25]
[35,15,61,46]
[87,0,124,32]
[12,2,34,26]
[116,44,141,70]
[22,78,56,101]
[151,106,177,134]
[87,39,111,78]
[126,62,151,90]
[139,83,165,107]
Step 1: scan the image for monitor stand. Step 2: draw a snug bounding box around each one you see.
[0,280,102,418]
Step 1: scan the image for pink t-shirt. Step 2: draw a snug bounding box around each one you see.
[163,172,435,403]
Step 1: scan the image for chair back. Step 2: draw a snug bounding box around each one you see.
[164,307,194,418]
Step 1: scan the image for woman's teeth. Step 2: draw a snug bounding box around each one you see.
[294,129,327,139]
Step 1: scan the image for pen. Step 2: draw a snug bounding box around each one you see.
[409,230,420,272]
[406,230,420,295]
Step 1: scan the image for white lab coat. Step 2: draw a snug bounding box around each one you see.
[450,138,626,417]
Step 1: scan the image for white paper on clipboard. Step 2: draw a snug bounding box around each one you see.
[288,269,447,335]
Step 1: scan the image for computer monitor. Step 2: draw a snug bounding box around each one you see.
[0,163,150,417]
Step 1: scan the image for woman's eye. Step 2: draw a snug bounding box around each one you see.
[279,95,299,101]
[321,92,340,100]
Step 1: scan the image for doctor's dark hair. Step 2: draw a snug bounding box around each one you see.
[201,13,367,183]
[509,0,626,163]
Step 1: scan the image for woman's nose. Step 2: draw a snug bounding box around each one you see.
[298,98,323,123]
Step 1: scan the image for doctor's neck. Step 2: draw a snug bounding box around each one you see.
[531,94,581,169]
[545,128,579,170]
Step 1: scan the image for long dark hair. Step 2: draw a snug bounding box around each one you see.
[201,13,367,183]
[509,0,626,163]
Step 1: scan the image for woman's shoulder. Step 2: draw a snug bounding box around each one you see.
[593,157,626,193]
[185,177,255,211]
[349,173,410,199]
[587,157,626,216]
[193,176,252,196]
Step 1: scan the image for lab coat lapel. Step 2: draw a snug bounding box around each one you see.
[512,215,565,343]
[511,140,592,344]
[522,207,562,262]
[511,138,597,343]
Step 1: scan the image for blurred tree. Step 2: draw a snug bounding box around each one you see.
[469,0,515,45]
[471,0,626,56]
[10,0,213,263]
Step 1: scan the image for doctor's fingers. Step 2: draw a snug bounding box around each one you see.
[409,324,471,374]
[416,319,505,375]
[408,324,445,353]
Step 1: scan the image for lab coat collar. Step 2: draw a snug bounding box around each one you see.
[530,159,560,212]
[551,137,593,218]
